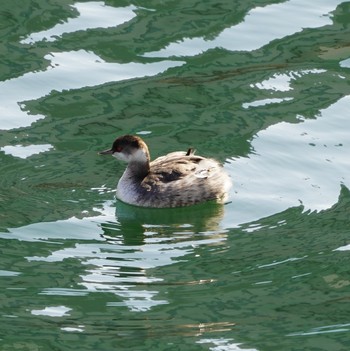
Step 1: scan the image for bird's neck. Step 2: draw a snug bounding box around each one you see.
[125,160,150,181]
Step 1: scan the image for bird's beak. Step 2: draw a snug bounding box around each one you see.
[98,149,114,155]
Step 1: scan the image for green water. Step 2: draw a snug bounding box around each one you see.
[1,0,350,350]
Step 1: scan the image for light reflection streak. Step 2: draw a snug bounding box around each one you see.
[198,337,259,351]
[0,50,184,130]
[224,95,350,227]
[288,323,350,336]
[144,0,337,57]
[0,144,53,158]
[21,2,137,44]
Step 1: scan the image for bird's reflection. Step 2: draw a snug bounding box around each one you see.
[81,200,230,311]
[101,200,227,246]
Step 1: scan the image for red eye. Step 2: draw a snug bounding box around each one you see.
[116,146,123,152]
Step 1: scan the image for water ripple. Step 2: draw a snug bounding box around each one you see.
[0,50,184,130]
[145,0,338,57]
[21,2,137,44]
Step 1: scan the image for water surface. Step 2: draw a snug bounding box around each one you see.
[1,0,350,350]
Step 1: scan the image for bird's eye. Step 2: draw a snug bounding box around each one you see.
[116,146,123,152]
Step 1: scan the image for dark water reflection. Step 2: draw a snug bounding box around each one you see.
[112,200,226,242]
[1,0,350,350]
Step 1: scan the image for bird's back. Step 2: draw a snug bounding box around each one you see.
[130,152,231,208]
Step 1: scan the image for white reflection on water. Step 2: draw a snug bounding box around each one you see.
[288,323,350,336]
[340,58,350,68]
[0,50,184,130]
[0,144,53,158]
[242,97,293,109]
[198,338,259,351]
[21,2,137,44]
[335,244,350,251]
[226,95,350,226]
[144,0,338,57]
[31,305,71,317]
[250,69,327,92]
[242,69,325,108]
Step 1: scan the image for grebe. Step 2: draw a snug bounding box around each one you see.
[99,135,231,208]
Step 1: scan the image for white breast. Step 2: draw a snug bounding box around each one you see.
[116,172,139,205]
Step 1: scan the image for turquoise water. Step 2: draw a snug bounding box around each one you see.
[1,0,350,350]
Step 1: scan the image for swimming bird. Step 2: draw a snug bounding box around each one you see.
[99,135,231,208]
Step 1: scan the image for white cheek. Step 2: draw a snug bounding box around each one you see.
[112,152,129,162]
[111,149,148,163]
